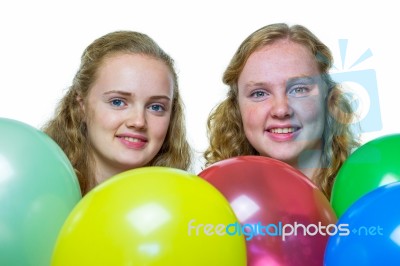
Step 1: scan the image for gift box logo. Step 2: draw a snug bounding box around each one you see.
[330,39,382,134]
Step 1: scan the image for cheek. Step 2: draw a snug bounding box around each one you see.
[149,116,171,139]
[240,103,264,131]
[291,96,325,122]
[86,105,118,131]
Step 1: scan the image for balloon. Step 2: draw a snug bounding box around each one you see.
[325,181,400,265]
[51,166,246,266]
[0,118,82,266]
[331,134,400,218]
[198,156,337,266]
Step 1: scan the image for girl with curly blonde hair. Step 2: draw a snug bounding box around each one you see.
[205,23,359,198]
[43,31,192,195]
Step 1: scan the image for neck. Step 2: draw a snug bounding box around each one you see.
[93,160,125,186]
[294,149,323,182]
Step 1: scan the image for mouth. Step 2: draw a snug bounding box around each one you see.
[268,127,300,134]
[117,135,148,149]
[120,136,147,143]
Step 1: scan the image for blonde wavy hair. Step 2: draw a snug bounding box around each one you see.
[42,31,192,195]
[204,23,360,198]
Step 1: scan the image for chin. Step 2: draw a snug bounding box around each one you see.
[117,161,146,171]
[262,153,297,167]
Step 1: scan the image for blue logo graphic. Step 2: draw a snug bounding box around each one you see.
[330,39,382,134]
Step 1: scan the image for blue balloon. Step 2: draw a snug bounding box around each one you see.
[324,181,400,265]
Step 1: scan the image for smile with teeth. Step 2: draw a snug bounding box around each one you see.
[122,136,145,142]
[269,127,297,134]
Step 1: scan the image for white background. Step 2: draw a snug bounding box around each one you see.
[1,1,399,172]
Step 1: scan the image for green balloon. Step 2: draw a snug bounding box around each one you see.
[331,134,400,218]
[0,118,82,266]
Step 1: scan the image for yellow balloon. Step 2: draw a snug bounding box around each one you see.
[51,167,246,266]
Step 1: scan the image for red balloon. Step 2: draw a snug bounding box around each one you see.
[198,156,337,266]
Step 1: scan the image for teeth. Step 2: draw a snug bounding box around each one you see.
[123,137,141,142]
[270,127,296,134]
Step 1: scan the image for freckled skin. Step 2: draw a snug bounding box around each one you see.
[237,39,326,168]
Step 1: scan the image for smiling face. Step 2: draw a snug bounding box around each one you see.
[237,39,327,168]
[80,53,173,183]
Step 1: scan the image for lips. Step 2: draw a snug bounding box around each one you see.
[265,125,301,142]
[268,127,300,134]
[121,136,147,143]
[116,134,148,149]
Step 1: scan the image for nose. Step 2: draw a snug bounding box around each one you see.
[126,108,147,129]
[270,95,293,119]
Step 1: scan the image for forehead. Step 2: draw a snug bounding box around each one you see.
[89,53,174,96]
[96,53,172,81]
[252,39,316,65]
[240,40,320,81]
[99,52,167,72]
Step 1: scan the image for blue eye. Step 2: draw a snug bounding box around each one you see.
[250,90,268,98]
[288,86,309,97]
[249,90,270,102]
[110,99,126,107]
[148,104,165,112]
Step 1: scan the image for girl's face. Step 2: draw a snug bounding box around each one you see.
[237,39,326,168]
[81,53,173,183]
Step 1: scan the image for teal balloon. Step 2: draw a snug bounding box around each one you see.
[331,134,400,218]
[0,118,82,266]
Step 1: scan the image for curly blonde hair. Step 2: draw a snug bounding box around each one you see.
[42,31,192,195]
[204,23,359,198]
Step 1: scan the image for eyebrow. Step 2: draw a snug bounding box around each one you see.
[149,95,172,101]
[244,82,268,89]
[286,76,321,87]
[103,90,132,96]
[243,76,322,92]
[102,90,172,101]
